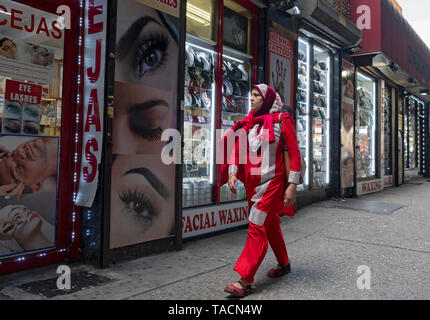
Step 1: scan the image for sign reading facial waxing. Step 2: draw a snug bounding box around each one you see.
[75,0,107,207]
[183,201,249,239]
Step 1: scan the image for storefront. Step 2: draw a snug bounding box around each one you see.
[350,0,430,195]
[403,95,427,180]
[0,0,103,274]
[181,0,364,239]
[182,0,260,239]
[293,0,362,206]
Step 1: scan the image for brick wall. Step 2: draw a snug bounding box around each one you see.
[326,0,351,19]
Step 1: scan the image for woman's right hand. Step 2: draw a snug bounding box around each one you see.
[228,174,238,193]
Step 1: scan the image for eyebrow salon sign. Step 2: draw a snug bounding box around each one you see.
[76,0,107,207]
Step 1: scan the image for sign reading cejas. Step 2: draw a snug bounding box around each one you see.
[137,0,179,17]
[183,202,249,238]
[0,4,63,39]
[76,0,107,207]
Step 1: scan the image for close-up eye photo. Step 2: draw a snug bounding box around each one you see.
[22,121,40,135]
[3,101,23,120]
[112,81,173,154]
[133,31,169,79]
[23,103,41,122]
[109,154,175,249]
[2,118,22,134]
[115,0,178,87]
[112,0,179,155]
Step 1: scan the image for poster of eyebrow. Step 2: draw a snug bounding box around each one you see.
[2,80,42,135]
[0,135,59,258]
[110,0,179,249]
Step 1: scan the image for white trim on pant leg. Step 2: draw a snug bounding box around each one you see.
[249,205,267,226]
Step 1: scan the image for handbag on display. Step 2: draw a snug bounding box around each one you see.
[278,113,306,185]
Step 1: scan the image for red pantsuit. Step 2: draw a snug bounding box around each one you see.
[234,214,289,283]
[219,84,302,284]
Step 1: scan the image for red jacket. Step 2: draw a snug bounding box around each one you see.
[219,112,301,222]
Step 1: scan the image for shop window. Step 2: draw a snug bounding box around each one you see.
[407,99,417,169]
[184,0,256,207]
[312,45,331,189]
[0,0,64,258]
[186,0,217,42]
[356,72,377,179]
[223,0,253,55]
[384,85,393,176]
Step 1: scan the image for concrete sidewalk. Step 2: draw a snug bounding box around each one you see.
[1,177,430,300]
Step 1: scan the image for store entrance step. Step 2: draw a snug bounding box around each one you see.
[312,199,405,214]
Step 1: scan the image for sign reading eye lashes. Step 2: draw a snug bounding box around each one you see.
[2,80,42,135]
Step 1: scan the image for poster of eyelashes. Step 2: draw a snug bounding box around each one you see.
[109,0,179,249]
[0,135,59,258]
[268,30,294,109]
[2,80,42,135]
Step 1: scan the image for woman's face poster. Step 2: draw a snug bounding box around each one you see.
[110,0,179,249]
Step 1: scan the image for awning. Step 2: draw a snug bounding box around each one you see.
[297,0,362,48]
[350,0,430,101]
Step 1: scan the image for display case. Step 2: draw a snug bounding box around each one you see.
[183,0,257,208]
[356,72,377,179]
[312,45,331,189]
[296,38,310,191]
[296,36,332,190]
[417,100,425,174]
[419,101,427,175]
[183,37,216,208]
[406,98,417,169]
[384,85,393,176]
[219,48,251,202]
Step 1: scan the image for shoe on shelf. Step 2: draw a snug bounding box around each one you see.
[267,263,291,278]
[224,279,252,298]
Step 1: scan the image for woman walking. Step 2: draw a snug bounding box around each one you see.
[219,84,302,298]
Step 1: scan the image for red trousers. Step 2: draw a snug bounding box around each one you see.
[233,212,289,283]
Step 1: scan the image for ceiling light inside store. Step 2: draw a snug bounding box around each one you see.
[419,89,430,96]
[187,4,211,24]
[186,13,207,25]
